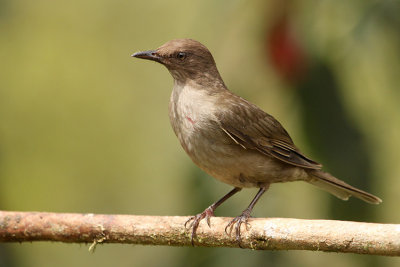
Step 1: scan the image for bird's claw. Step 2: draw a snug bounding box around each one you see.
[225,209,252,244]
[185,206,215,245]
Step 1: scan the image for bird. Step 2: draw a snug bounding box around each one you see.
[131,39,382,244]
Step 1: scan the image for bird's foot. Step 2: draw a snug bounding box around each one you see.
[225,209,252,245]
[185,206,215,245]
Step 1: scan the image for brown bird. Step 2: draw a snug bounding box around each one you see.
[131,39,382,243]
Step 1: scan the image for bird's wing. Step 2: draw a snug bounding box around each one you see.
[217,93,322,170]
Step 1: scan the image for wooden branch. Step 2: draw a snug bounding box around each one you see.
[0,211,399,256]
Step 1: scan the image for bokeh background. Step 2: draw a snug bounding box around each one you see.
[1,0,400,266]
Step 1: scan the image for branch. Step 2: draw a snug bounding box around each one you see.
[0,211,399,256]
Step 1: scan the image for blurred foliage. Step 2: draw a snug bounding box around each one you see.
[0,0,400,266]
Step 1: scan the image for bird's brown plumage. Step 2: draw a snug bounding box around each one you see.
[132,38,382,244]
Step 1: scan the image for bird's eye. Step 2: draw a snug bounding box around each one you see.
[176,52,186,60]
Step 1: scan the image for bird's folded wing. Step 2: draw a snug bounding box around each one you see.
[217,97,322,170]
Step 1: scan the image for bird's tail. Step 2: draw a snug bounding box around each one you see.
[307,170,382,204]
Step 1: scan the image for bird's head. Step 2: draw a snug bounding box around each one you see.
[132,39,223,86]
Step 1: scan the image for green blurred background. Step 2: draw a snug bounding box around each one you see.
[1,0,400,266]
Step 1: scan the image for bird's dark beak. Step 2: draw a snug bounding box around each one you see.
[131,50,161,62]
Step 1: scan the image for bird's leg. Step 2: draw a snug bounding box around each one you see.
[225,186,268,244]
[185,187,241,245]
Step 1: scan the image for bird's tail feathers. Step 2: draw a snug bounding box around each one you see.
[307,170,382,204]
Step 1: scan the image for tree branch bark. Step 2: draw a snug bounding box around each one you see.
[0,211,399,256]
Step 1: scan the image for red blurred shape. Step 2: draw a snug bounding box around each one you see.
[267,16,308,83]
